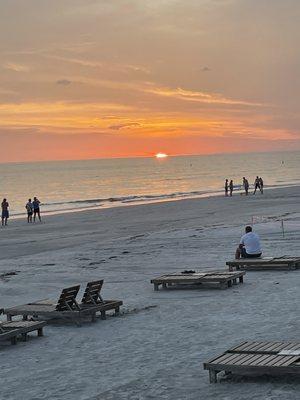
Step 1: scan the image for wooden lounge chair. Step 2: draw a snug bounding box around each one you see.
[4,283,123,325]
[0,320,46,345]
[204,341,300,382]
[151,270,245,291]
[78,280,123,322]
[4,285,82,324]
[81,280,104,304]
[227,256,300,271]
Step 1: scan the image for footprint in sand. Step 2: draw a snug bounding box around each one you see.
[88,261,106,265]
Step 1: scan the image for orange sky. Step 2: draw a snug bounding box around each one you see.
[1,1,300,162]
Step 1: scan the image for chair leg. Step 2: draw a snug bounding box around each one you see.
[100,311,106,320]
[11,336,17,345]
[209,369,218,383]
[37,328,43,336]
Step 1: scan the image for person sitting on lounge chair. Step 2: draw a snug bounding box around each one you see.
[235,226,262,259]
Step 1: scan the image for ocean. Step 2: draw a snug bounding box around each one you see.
[0,151,299,217]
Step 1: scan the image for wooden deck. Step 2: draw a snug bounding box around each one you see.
[151,270,245,291]
[4,300,123,326]
[0,320,46,345]
[227,256,300,271]
[204,341,300,382]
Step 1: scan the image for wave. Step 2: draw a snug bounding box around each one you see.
[41,190,216,208]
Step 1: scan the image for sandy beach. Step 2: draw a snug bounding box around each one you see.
[1,186,300,400]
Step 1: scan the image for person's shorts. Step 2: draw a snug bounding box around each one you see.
[27,211,33,216]
[2,210,9,219]
[241,248,261,258]
[33,208,40,214]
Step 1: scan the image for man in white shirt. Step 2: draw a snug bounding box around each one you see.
[235,226,262,259]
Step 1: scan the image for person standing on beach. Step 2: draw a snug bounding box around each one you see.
[259,177,264,194]
[253,176,260,195]
[229,180,233,196]
[26,198,33,223]
[224,179,229,196]
[235,226,262,259]
[32,197,42,222]
[1,198,9,226]
[243,177,249,195]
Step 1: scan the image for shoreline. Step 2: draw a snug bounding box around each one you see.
[7,183,300,221]
[1,184,299,261]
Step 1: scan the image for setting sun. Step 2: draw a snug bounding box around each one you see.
[155,153,168,159]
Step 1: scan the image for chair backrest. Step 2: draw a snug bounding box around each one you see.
[55,285,80,311]
[81,280,104,305]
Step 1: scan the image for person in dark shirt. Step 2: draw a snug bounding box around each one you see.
[1,198,9,226]
[259,177,264,194]
[32,196,42,222]
[224,179,229,196]
[253,176,260,195]
[229,180,233,196]
[26,198,33,223]
[243,177,249,195]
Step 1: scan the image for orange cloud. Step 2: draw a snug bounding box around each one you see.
[146,87,266,107]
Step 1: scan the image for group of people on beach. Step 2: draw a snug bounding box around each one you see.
[1,197,42,226]
[224,176,264,196]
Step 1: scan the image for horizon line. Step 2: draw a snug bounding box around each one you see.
[0,148,298,166]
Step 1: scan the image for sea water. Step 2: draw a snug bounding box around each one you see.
[0,151,299,216]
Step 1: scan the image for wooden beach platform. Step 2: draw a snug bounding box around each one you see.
[0,320,46,345]
[151,270,245,291]
[227,256,300,271]
[204,341,300,383]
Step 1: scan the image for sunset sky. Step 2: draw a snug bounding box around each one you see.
[1,0,300,162]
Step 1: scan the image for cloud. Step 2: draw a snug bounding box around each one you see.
[56,79,72,85]
[201,66,211,72]
[3,62,30,72]
[146,86,266,107]
[108,122,141,130]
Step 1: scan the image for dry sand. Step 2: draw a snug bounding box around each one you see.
[0,186,300,399]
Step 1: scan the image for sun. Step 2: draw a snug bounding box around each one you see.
[155,153,168,159]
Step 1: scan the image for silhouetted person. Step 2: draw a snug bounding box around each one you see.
[253,176,260,195]
[235,226,262,259]
[33,197,41,222]
[26,198,33,223]
[243,177,249,195]
[1,198,9,226]
[259,177,264,194]
[229,180,233,196]
[224,179,229,196]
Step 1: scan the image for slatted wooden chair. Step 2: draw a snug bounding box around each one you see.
[4,285,82,325]
[81,280,104,305]
[79,280,123,321]
[204,341,300,382]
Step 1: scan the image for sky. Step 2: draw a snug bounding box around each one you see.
[1,0,300,162]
